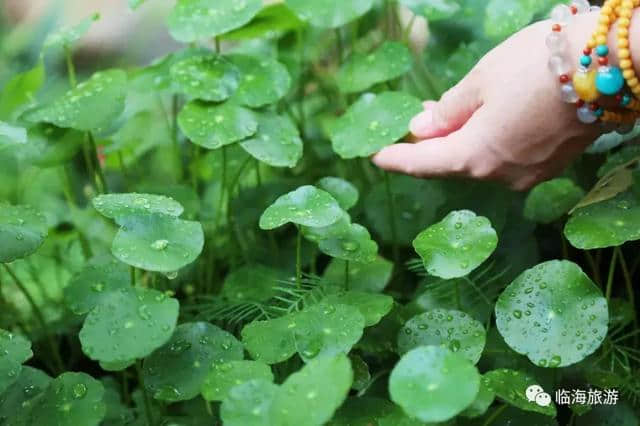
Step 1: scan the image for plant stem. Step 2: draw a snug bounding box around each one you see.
[216,146,228,229]
[605,248,618,302]
[131,266,136,286]
[482,404,507,426]
[135,360,154,426]
[584,250,601,284]
[64,46,77,88]
[2,264,64,373]
[171,95,183,180]
[383,172,399,264]
[616,246,638,345]
[296,226,302,289]
[88,132,108,193]
[344,261,350,291]
[255,159,262,186]
[335,28,344,65]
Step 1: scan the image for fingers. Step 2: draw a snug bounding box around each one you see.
[409,75,483,140]
[373,108,489,178]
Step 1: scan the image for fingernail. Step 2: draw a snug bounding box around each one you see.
[409,110,433,135]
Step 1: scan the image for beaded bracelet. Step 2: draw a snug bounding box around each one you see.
[617,0,640,98]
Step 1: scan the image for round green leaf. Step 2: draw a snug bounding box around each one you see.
[178,101,258,150]
[111,215,204,273]
[294,303,365,362]
[329,92,422,159]
[19,372,106,426]
[170,54,240,102]
[23,69,126,132]
[483,369,556,417]
[92,193,184,220]
[304,216,378,263]
[397,309,486,364]
[0,204,48,263]
[43,13,100,50]
[239,113,303,168]
[495,260,608,368]
[524,178,585,224]
[99,359,135,372]
[241,316,297,364]
[0,367,51,423]
[336,42,413,94]
[168,0,262,42]
[0,122,27,147]
[413,210,498,279]
[64,256,131,315]
[0,330,32,394]
[323,257,393,293]
[565,191,640,249]
[228,55,291,107]
[284,0,374,28]
[220,379,279,426]
[323,291,394,327]
[79,287,179,363]
[389,345,480,423]
[259,185,343,230]
[271,354,353,426]
[143,322,243,402]
[399,0,460,20]
[221,263,282,302]
[316,177,359,210]
[202,360,273,401]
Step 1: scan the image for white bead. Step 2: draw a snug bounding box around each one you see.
[561,84,579,103]
[546,32,567,54]
[573,0,590,13]
[548,54,571,76]
[551,4,572,25]
[577,106,598,124]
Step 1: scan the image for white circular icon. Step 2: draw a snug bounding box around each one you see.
[535,392,552,407]
[526,384,544,402]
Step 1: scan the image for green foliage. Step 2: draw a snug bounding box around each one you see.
[495,260,608,367]
[0,1,638,424]
[412,209,498,279]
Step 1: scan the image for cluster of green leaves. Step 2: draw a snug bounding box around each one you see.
[0,0,639,425]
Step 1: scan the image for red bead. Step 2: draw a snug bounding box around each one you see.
[552,24,562,32]
[559,74,570,83]
[583,48,592,55]
[577,100,585,107]
[589,103,599,111]
[570,5,578,14]
[616,94,623,101]
[598,57,609,65]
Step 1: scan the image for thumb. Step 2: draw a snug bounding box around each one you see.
[409,74,483,139]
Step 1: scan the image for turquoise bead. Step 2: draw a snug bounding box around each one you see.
[596,45,609,57]
[622,94,632,106]
[580,55,592,67]
[596,66,624,95]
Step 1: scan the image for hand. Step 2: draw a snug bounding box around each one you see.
[373,13,606,191]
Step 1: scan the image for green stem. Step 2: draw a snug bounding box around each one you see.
[3,264,64,373]
[192,145,200,193]
[255,159,262,187]
[482,404,507,426]
[605,248,618,301]
[170,95,183,180]
[616,247,638,345]
[383,172,399,264]
[344,261,350,291]
[135,360,154,426]
[64,46,77,88]
[296,227,302,289]
[131,267,136,286]
[216,146,228,229]
[88,132,108,193]
[335,28,344,65]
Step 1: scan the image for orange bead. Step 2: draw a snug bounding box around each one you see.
[621,59,633,69]
[620,48,631,59]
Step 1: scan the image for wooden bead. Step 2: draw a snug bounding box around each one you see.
[596,35,607,45]
[621,59,633,69]
[619,17,631,27]
[629,78,639,87]
[619,39,629,48]
[620,48,631,59]
[619,28,629,37]
[624,69,635,78]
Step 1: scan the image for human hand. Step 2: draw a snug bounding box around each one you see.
[372,12,607,190]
